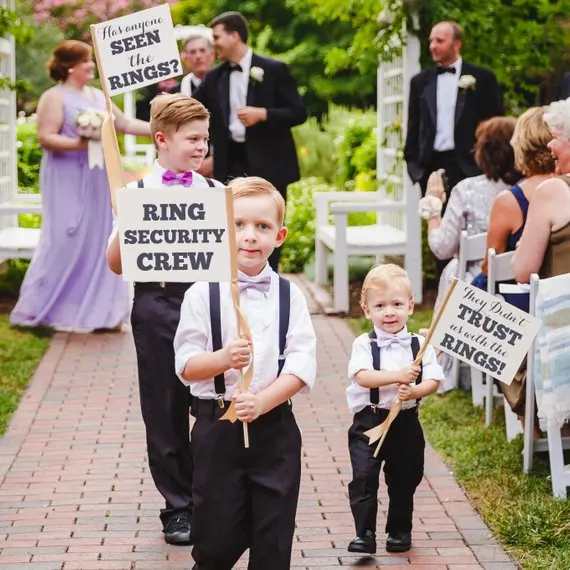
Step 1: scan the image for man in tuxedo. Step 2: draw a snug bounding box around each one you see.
[404,21,504,197]
[557,72,570,101]
[193,11,307,270]
[179,34,215,96]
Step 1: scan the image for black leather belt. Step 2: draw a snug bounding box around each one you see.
[134,282,193,293]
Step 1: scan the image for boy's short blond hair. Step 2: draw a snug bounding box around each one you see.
[360,264,413,308]
[228,176,286,226]
[150,93,210,143]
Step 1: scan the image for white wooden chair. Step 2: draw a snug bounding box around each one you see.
[523,274,570,497]
[451,230,487,394]
[481,248,524,442]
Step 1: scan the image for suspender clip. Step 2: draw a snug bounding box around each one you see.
[216,394,225,408]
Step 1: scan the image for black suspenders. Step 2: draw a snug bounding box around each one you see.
[209,277,291,403]
[137,176,216,188]
[368,331,423,409]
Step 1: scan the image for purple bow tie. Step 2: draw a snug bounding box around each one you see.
[162,170,193,187]
[374,332,412,349]
[238,275,271,294]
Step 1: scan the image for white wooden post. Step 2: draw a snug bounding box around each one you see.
[376,21,422,303]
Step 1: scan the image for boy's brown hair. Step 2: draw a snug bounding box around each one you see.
[228,176,285,226]
[360,264,413,309]
[150,93,210,144]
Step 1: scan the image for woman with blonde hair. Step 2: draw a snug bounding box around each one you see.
[11,40,150,331]
[471,106,555,310]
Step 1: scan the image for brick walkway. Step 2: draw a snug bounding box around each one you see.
[0,281,518,569]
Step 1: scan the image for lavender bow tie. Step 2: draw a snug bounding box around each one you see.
[375,332,412,349]
[238,275,271,293]
[162,170,193,187]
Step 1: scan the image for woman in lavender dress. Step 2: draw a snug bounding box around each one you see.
[420,117,521,391]
[11,40,149,331]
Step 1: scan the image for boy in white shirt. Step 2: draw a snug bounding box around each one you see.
[346,264,444,555]
[106,94,224,545]
[174,176,316,570]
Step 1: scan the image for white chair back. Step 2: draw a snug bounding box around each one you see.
[487,248,516,288]
[457,231,487,281]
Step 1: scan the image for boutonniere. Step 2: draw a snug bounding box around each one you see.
[249,66,264,83]
[458,74,476,91]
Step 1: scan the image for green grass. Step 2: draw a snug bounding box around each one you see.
[348,310,570,570]
[0,315,51,435]
[421,392,570,570]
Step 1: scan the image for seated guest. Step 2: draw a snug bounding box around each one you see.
[513,99,570,283]
[421,117,520,391]
[472,106,555,311]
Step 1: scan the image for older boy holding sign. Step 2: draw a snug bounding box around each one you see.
[173,177,316,570]
[106,93,224,546]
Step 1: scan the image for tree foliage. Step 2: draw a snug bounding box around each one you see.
[415,0,570,111]
[172,0,378,115]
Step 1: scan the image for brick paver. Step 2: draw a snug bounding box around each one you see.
[0,278,518,569]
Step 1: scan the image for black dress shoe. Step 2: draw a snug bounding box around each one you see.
[386,531,411,552]
[348,530,377,554]
[163,512,191,545]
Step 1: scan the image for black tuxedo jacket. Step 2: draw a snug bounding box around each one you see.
[193,53,307,191]
[404,61,504,184]
[557,72,570,101]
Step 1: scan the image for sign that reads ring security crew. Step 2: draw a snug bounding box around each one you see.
[91,4,181,96]
[116,186,232,282]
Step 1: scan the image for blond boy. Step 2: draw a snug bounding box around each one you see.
[106,94,223,545]
[173,177,316,570]
[346,264,443,554]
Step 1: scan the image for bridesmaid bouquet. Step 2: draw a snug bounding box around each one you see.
[75,109,105,141]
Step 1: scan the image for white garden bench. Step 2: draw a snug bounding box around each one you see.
[314,191,421,312]
[0,194,42,263]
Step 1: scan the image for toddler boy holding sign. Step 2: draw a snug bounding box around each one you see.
[106,93,224,545]
[346,264,443,554]
[173,176,316,570]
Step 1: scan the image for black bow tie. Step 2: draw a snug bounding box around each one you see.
[437,66,456,75]
[228,63,243,73]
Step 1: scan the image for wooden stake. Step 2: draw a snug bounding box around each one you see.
[89,25,126,212]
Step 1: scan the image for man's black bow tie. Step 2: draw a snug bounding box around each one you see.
[228,63,243,73]
[437,66,456,75]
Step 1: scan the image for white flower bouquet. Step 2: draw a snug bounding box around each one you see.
[75,109,105,141]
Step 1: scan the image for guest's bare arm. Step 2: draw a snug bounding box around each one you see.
[37,90,87,152]
[481,191,519,275]
[112,104,151,137]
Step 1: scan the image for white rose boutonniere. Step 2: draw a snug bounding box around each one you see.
[250,66,264,83]
[458,74,476,91]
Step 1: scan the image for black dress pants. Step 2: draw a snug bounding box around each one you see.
[131,283,193,527]
[225,140,286,272]
[348,407,425,537]
[191,400,301,570]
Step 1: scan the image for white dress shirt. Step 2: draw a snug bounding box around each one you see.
[434,57,462,152]
[174,265,317,400]
[180,73,202,96]
[346,325,444,414]
[229,49,253,143]
[107,160,224,244]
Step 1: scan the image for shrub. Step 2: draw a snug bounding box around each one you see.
[17,118,42,192]
[281,177,336,273]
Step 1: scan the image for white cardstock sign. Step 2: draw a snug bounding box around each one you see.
[431,279,540,385]
[116,186,232,283]
[91,4,181,96]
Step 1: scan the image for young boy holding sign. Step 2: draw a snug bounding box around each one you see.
[346,264,444,554]
[173,177,316,570]
[106,93,224,545]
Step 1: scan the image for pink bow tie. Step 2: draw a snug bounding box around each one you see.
[238,275,271,293]
[374,332,412,349]
[162,170,193,187]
